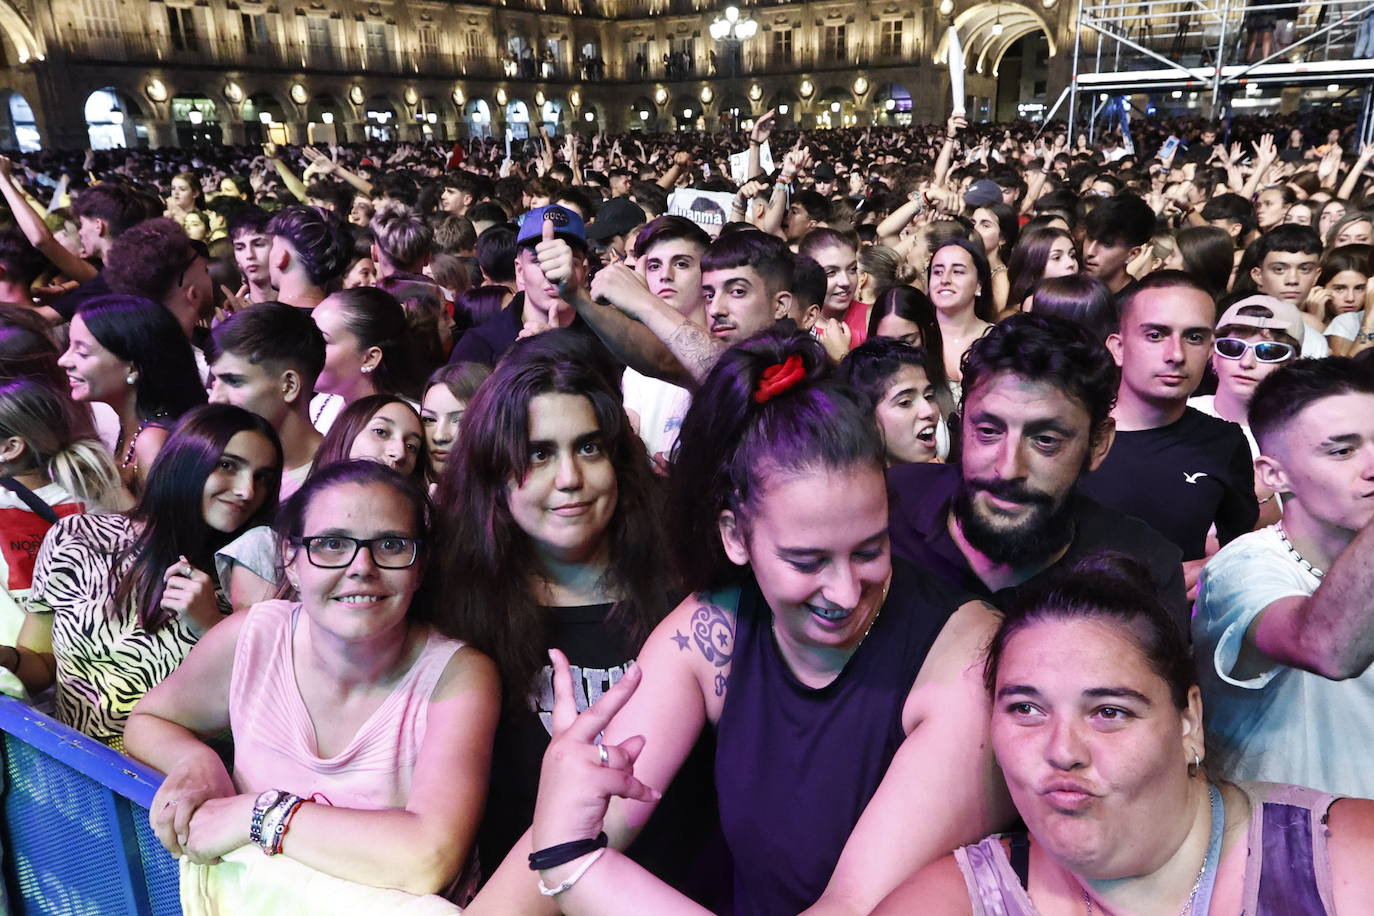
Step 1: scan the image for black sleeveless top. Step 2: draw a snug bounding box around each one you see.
[714,558,973,915]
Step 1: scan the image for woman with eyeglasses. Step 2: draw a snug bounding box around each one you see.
[1189,296,1303,528]
[126,460,499,900]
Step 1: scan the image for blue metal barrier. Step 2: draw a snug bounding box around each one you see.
[0,696,181,916]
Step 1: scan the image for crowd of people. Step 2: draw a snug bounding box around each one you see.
[0,105,1372,914]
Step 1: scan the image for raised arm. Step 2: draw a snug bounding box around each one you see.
[932,115,967,189]
[1245,517,1374,680]
[761,148,810,239]
[301,146,375,198]
[747,110,776,181]
[264,144,309,203]
[876,190,927,244]
[0,157,98,284]
[1336,142,1374,202]
[657,151,693,190]
[1239,134,1278,203]
[799,600,1014,916]
[534,224,721,385]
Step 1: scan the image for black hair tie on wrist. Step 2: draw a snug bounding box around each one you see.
[528,832,609,871]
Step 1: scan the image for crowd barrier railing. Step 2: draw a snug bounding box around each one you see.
[0,696,181,916]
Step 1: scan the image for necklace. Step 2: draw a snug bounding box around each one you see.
[311,393,339,427]
[1081,785,1222,916]
[1276,522,1325,579]
[119,419,153,469]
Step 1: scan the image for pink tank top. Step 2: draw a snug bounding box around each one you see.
[228,599,464,809]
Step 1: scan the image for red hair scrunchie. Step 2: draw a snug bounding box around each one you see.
[753,353,806,404]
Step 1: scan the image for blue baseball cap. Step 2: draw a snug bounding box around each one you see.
[516,204,587,248]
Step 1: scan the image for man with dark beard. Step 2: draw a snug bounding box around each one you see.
[886,313,1189,627]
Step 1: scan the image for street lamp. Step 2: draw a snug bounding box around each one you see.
[709,5,757,130]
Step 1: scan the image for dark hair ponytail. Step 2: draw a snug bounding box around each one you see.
[983,552,1195,709]
[668,326,883,587]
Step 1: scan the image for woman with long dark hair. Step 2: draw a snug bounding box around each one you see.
[309,287,425,433]
[16,404,281,746]
[971,202,1019,312]
[219,394,426,614]
[421,362,491,482]
[58,295,206,495]
[1172,224,1236,302]
[926,237,995,394]
[436,330,680,878]
[1005,226,1080,317]
[473,326,1009,915]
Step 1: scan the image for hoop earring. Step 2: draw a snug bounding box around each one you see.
[1188,751,1202,777]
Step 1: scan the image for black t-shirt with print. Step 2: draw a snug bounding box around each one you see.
[1079,407,1258,561]
[476,601,726,905]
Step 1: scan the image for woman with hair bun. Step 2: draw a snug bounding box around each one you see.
[1004,226,1080,318]
[856,244,919,320]
[58,294,207,495]
[473,327,1010,915]
[309,287,425,433]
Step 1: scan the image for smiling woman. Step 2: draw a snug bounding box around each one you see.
[464,326,1011,916]
[434,330,689,885]
[16,405,281,747]
[125,460,499,901]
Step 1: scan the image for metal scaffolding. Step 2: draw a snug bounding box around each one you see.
[1064,0,1374,145]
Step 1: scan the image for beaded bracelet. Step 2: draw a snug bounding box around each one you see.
[528,832,608,871]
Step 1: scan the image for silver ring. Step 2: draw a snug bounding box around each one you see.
[597,744,609,767]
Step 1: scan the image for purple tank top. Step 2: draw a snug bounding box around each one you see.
[954,782,1341,915]
[714,559,968,915]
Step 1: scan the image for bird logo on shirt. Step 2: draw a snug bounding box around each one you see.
[1183,472,1209,484]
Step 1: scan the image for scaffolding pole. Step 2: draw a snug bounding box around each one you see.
[1069,0,1374,147]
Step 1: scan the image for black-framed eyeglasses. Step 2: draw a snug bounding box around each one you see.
[1213,337,1295,363]
[291,535,423,569]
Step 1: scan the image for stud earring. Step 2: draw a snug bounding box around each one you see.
[126,372,137,385]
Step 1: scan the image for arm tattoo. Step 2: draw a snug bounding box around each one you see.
[687,598,734,697]
[666,319,725,384]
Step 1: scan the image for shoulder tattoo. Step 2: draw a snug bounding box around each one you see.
[670,596,735,696]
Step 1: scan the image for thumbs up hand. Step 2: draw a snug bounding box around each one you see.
[534,213,580,301]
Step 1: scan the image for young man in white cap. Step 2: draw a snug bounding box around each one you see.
[1190,294,1305,527]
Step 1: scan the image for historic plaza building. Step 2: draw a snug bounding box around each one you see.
[0,0,1067,149]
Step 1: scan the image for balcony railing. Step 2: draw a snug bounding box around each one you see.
[66,29,611,81]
